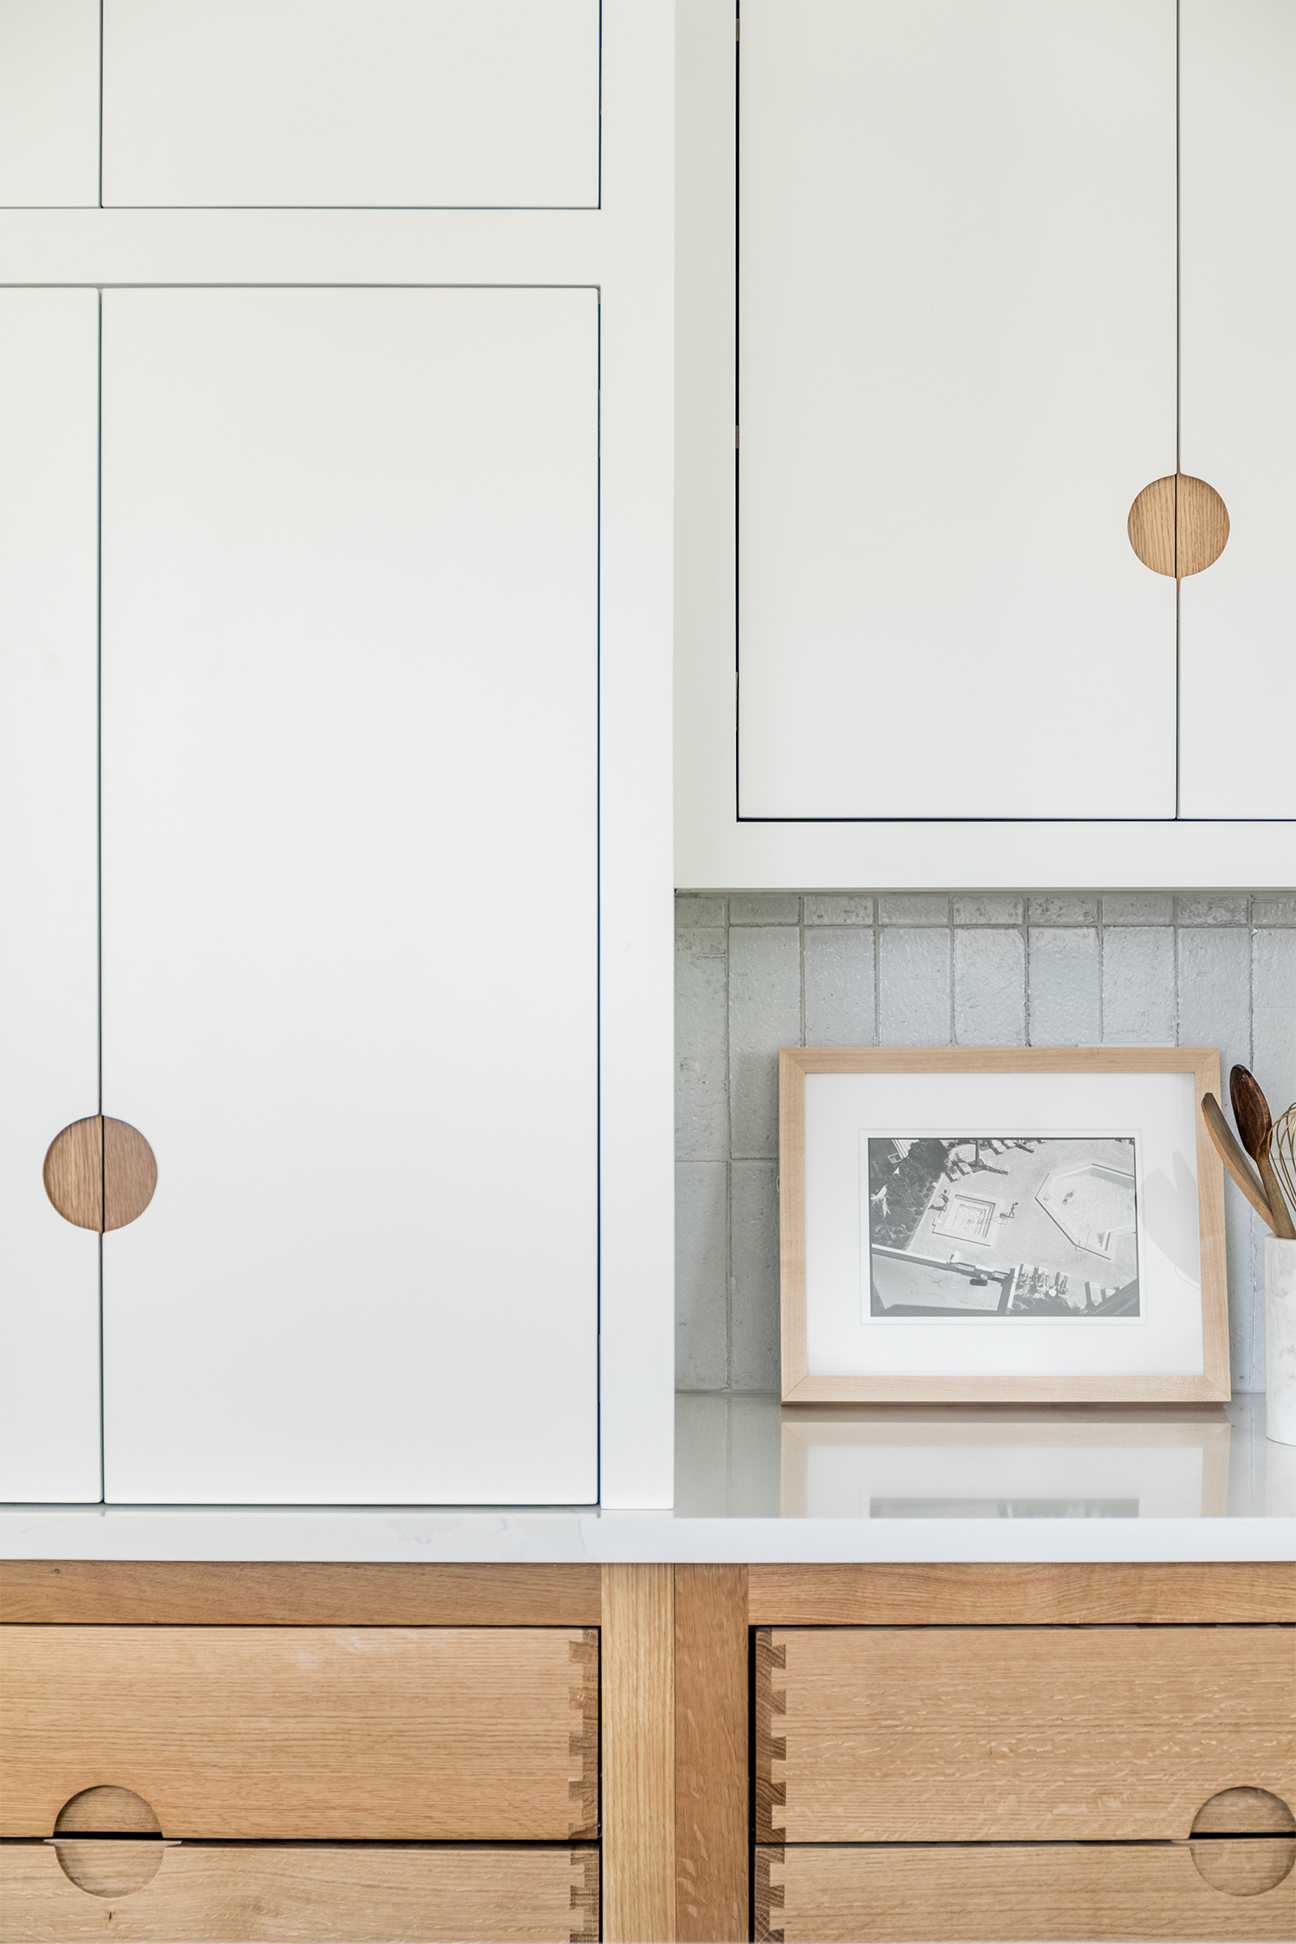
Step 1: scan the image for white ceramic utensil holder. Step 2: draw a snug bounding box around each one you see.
[1265,1237,1296,1445]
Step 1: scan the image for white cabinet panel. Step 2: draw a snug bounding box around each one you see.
[0,290,101,1500]
[0,0,100,205]
[1178,0,1296,820]
[100,288,598,1504]
[102,0,599,207]
[737,0,1177,822]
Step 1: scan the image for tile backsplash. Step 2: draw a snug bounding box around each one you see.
[675,890,1296,1394]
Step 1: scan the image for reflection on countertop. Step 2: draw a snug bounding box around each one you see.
[674,1390,1296,1521]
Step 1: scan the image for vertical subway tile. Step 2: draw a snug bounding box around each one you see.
[953,928,1026,1045]
[730,1160,780,1391]
[675,928,729,1160]
[674,1162,729,1391]
[729,893,801,925]
[1028,928,1101,1045]
[803,895,874,925]
[1102,892,1174,925]
[1176,894,1248,927]
[1101,927,1176,1042]
[952,896,1024,926]
[1028,895,1100,926]
[804,927,877,1047]
[675,895,727,928]
[1251,893,1296,927]
[878,927,952,1046]
[729,926,802,1157]
[673,1392,731,1512]
[1253,926,1296,1118]
[878,893,950,926]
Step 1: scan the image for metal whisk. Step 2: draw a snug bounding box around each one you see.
[1270,1104,1296,1230]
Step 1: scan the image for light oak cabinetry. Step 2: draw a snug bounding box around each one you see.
[3,1560,1291,1942]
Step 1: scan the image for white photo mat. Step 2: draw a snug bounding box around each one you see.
[779,1048,1230,1404]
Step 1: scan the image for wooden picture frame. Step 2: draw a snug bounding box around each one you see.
[778,1047,1230,1404]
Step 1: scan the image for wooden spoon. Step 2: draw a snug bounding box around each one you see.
[1201,1093,1275,1229]
[1230,1065,1296,1240]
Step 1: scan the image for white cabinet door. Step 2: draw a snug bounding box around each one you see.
[0,0,100,206]
[1178,0,1296,819]
[102,0,599,207]
[737,0,1177,822]
[99,288,598,1504]
[0,289,101,1500]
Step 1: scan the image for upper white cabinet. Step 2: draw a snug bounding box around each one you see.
[739,0,1176,823]
[1178,0,1295,820]
[675,0,1295,886]
[0,0,100,205]
[101,0,600,207]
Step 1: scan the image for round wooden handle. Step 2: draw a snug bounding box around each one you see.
[53,1787,163,1898]
[1190,1788,1295,1896]
[43,1117,157,1232]
[1128,473,1229,577]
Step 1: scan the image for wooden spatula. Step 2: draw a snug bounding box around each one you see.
[1201,1093,1276,1229]
[1230,1065,1296,1240]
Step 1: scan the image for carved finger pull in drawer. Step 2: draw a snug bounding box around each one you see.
[51,1786,165,1897]
[42,1116,157,1231]
[1191,1788,1296,1897]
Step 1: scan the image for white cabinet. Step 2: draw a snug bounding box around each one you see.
[676,0,1294,886]
[0,3,675,1508]
[101,0,600,208]
[0,0,100,206]
[0,290,101,1499]
[99,287,597,1504]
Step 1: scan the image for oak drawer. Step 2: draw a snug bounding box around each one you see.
[756,1626,1296,1842]
[0,1840,598,1942]
[0,1626,598,1840]
[755,1841,1296,1943]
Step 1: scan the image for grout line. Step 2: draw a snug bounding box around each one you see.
[723,900,733,1390]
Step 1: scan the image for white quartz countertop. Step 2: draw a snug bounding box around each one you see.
[3,1394,1293,1564]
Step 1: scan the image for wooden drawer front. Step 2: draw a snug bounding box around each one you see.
[0,1626,597,1840]
[755,1842,1296,1943]
[0,1841,598,1943]
[756,1627,1295,1842]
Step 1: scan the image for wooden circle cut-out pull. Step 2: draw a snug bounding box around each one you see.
[43,1117,157,1231]
[1190,1788,1296,1896]
[1128,473,1229,577]
[53,1787,164,1898]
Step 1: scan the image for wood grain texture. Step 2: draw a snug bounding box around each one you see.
[41,1117,102,1231]
[602,1563,674,1943]
[47,1836,166,1899]
[674,1565,748,1943]
[101,1118,157,1231]
[0,1625,597,1840]
[778,1045,1231,1403]
[1127,473,1178,575]
[0,1842,599,1942]
[1191,1836,1296,1897]
[755,1841,1296,1942]
[55,1787,160,1834]
[0,1560,601,1626]
[746,1561,1295,1626]
[1177,472,1230,577]
[755,1625,1296,1842]
[1194,1787,1296,1835]
[41,1117,157,1231]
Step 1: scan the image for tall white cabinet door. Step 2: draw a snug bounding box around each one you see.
[737,0,1177,821]
[0,290,101,1500]
[100,289,598,1505]
[101,0,599,207]
[1178,0,1295,820]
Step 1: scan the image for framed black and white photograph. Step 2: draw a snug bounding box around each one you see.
[779,1049,1229,1403]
